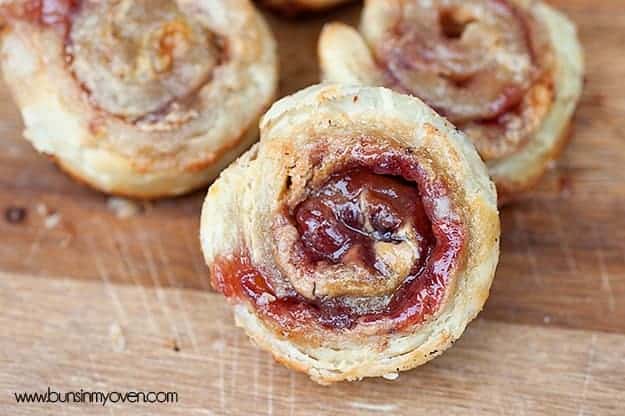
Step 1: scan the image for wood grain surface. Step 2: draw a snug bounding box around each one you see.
[1,1,624,414]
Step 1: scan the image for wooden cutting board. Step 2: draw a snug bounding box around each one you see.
[1,1,623,414]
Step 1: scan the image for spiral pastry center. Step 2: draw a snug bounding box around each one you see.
[293,169,433,298]
[381,0,533,123]
[211,148,466,333]
[69,0,222,119]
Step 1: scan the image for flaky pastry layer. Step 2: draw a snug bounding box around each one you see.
[1,0,278,198]
[201,84,500,383]
[319,0,583,200]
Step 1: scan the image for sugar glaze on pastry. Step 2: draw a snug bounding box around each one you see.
[319,0,584,201]
[0,0,277,198]
[201,84,500,384]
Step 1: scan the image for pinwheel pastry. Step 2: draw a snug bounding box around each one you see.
[319,0,584,201]
[201,84,500,384]
[0,0,277,198]
[257,0,354,15]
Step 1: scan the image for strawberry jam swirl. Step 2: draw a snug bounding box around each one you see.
[374,0,553,160]
[1,0,226,126]
[211,148,466,335]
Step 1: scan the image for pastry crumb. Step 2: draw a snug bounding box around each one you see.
[382,372,399,381]
[107,197,141,219]
[109,322,126,352]
[44,212,61,229]
[165,338,181,352]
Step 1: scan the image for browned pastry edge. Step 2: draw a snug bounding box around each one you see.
[496,119,574,206]
[201,83,500,384]
[50,111,266,199]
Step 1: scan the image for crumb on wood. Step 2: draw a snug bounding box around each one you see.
[109,322,126,352]
[167,339,181,352]
[107,197,142,219]
[4,206,27,224]
[35,203,62,229]
[44,212,61,229]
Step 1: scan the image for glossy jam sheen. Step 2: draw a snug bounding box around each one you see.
[294,169,433,273]
[211,151,466,333]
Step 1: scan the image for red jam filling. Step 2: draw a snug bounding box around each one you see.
[294,169,433,274]
[211,151,465,333]
[380,0,535,125]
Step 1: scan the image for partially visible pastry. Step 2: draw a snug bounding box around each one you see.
[0,0,278,198]
[257,0,355,16]
[201,84,500,384]
[319,0,584,201]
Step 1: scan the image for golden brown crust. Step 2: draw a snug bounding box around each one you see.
[485,0,583,196]
[496,119,573,205]
[0,0,278,198]
[201,84,500,384]
[51,119,264,199]
[319,0,584,201]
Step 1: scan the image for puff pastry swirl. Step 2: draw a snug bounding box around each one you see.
[319,0,583,201]
[0,0,277,198]
[201,84,500,384]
